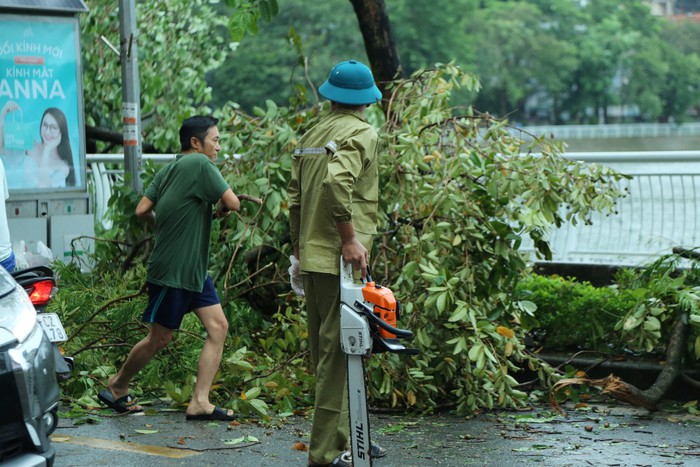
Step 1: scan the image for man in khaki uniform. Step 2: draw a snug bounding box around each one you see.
[288,60,386,466]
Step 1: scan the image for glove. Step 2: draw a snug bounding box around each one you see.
[288,255,305,296]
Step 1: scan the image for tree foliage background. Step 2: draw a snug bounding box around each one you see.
[208,0,700,124]
[80,0,700,146]
[61,0,700,417]
[81,0,232,152]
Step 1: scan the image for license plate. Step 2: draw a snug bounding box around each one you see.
[38,313,68,342]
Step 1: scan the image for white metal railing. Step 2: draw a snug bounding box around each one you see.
[522,151,700,265]
[87,151,700,266]
[516,122,700,140]
[87,154,175,229]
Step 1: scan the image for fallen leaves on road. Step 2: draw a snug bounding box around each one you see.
[176,436,194,445]
[222,435,259,446]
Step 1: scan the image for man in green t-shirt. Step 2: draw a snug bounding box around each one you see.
[98,116,241,420]
[288,60,386,466]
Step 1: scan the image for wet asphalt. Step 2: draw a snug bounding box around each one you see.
[51,400,699,466]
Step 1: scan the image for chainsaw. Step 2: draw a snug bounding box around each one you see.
[339,257,418,467]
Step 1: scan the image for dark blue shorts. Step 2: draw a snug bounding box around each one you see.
[142,276,220,330]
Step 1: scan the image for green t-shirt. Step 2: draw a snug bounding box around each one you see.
[144,153,229,292]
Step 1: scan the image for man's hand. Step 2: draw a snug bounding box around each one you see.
[337,222,369,279]
[142,211,155,227]
[341,238,369,280]
[213,200,230,219]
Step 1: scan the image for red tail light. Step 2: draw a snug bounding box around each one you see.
[28,280,56,306]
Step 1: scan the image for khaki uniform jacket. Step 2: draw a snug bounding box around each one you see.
[288,108,379,275]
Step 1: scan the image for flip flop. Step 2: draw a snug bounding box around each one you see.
[185,406,237,421]
[98,388,143,414]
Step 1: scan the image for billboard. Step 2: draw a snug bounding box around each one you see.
[0,15,85,193]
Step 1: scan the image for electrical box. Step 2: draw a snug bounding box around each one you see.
[49,214,93,270]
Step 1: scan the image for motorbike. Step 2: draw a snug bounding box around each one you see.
[0,265,64,466]
[10,265,73,381]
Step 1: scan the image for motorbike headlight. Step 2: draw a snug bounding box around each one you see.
[0,284,38,343]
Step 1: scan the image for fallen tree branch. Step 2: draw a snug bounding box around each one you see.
[550,311,690,412]
[67,284,147,343]
[240,351,308,386]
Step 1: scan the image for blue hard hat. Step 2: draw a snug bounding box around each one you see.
[319,60,382,105]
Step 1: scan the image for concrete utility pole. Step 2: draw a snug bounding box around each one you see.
[118,0,143,193]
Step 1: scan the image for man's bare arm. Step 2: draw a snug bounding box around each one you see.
[214,188,240,218]
[135,196,155,226]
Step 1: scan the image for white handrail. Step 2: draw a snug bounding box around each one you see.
[85,152,700,265]
[517,122,700,140]
[87,154,176,163]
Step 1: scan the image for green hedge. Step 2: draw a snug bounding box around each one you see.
[515,274,637,352]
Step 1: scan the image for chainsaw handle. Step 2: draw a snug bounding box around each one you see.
[340,256,372,282]
[354,300,414,339]
[364,265,373,283]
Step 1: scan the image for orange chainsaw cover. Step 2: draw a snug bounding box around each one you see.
[362,282,397,338]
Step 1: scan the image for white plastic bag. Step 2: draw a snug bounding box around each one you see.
[12,240,53,269]
[12,240,30,270]
[30,241,53,267]
[288,255,304,296]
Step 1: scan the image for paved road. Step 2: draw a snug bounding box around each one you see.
[51,401,699,466]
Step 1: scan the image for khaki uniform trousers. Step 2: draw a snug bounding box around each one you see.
[302,272,349,464]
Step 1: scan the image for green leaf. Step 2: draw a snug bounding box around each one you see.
[259,0,270,21]
[643,316,661,332]
[436,292,448,313]
[223,436,245,446]
[229,16,246,42]
[517,300,537,315]
[448,305,468,322]
[623,315,642,331]
[468,344,483,362]
[248,398,270,417]
[418,262,439,275]
[244,387,262,400]
[268,0,279,16]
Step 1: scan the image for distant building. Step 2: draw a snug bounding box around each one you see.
[645,0,700,16]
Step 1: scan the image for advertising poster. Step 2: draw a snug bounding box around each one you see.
[0,16,84,192]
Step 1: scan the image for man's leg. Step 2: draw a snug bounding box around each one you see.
[185,303,233,417]
[304,272,348,465]
[108,323,173,400]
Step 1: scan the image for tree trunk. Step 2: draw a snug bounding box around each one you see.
[348,0,402,104]
[86,125,157,154]
[601,312,689,409]
[553,312,691,412]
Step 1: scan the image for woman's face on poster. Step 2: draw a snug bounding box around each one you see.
[41,113,61,144]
